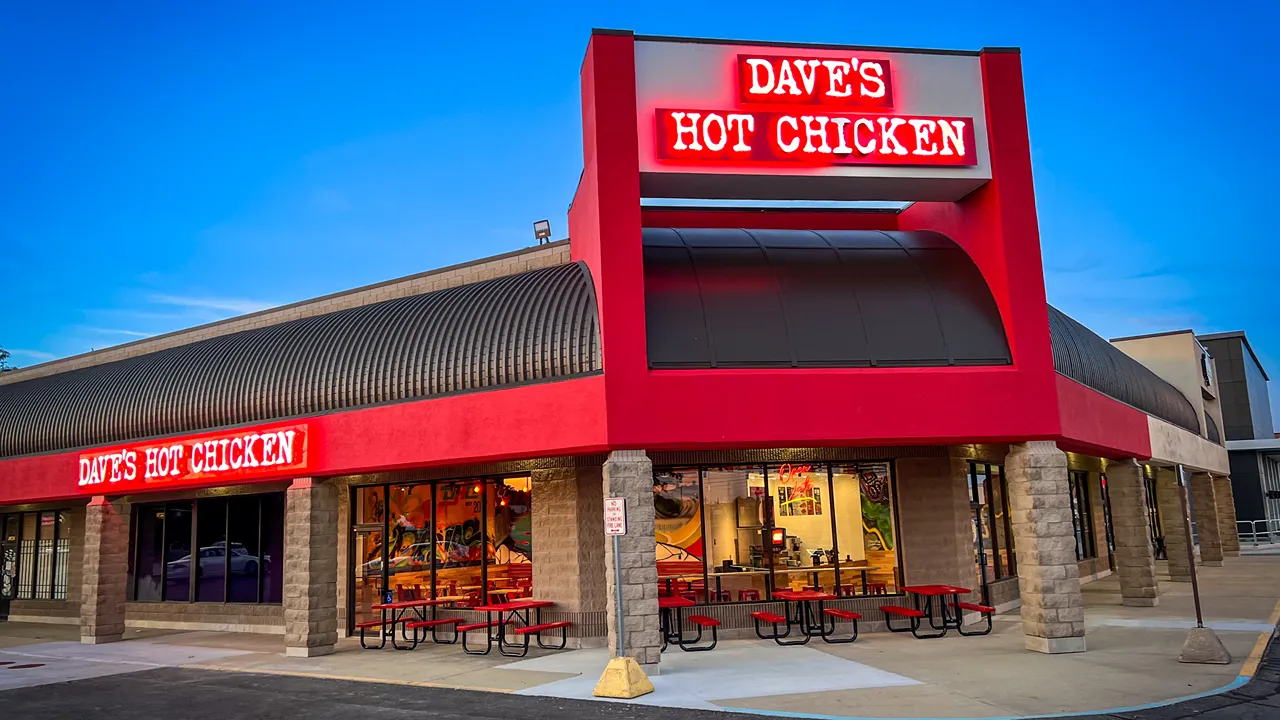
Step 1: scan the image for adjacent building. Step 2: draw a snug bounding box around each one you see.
[1198,332,1280,529]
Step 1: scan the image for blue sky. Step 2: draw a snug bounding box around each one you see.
[2,2,1276,426]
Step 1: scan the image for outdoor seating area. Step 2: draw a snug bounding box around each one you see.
[882,585,994,640]
[357,596,571,658]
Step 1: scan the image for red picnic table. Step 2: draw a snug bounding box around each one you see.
[893,585,972,638]
[364,598,457,650]
[464,599,561,657]
[658,595,696,651]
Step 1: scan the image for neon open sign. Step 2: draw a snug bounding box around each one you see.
[655,54,976,167]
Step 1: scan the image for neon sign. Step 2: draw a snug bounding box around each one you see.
[77,422,311,493]
[655,53,975,167]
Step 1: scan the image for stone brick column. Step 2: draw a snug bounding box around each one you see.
[1190,473,1224,566]
[284,478,339,657]
[531,466,607,613]
[1214,476,1240,557]
[1006,441,1085,654]
[1155,468,1193,582]
[1105,460,1159,606]
[80,496,130,644]
[602,450,661,669]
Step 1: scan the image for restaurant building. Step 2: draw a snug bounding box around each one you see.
[0,30,1239,666]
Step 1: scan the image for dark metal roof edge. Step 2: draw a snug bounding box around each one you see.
[1,240,571,384]
[0,369,603,462]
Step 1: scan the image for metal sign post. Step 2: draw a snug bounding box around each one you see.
[1174,464,1231,664]
[604,497,628,657]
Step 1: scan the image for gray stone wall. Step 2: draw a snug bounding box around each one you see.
[895,455,974,593]
[531,466,606,613]
[283,478,338,657]
[1006,441,1085,654]
[601,451,661,667]
[125,602,283,633]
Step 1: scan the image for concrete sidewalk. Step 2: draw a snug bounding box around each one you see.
[2,555,1278,718]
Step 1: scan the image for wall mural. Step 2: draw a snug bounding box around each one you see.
[858,463,896,551]
[654,469,703,562]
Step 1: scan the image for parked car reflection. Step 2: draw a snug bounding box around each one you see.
[166,541,262,580]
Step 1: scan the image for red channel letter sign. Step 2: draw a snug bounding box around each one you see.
[77,422,311,494]
[654,53,975,167]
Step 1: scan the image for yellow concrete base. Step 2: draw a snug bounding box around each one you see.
[592,656,654,699]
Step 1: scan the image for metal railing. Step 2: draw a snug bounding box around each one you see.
[1237,519,1280,546]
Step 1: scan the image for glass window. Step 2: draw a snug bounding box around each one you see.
[654,467,707,599]
[436,480,485,606]
[967,462,1015,592]
[353,486,387,622]
[163,502,193,602]
[259,493,284,604]
[1,515,18,600]
[833,463,900,595]
[195,499,227,602]
[768,463,835,595]
[1,511,72,601]
[53,511,69,600]
[18,513,36,598]
[655,461,904,605]
[699,466,768,603]
[489,476,532,602]
[1068,471,1097,560]
[387,483,433,601]
[130,493,284,604]
[227,496,262,603]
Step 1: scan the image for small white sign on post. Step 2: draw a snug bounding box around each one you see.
[604,497,628,536]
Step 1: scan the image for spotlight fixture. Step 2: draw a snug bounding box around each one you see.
[533,219,552,244]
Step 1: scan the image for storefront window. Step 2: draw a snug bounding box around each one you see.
[436,480,485,605]
[1068,471,1097,560]
[833,463,900,595]
[655,461,904,604]
[700,466,766,603]
[1,510,70,601]
[769,463,835,594]
[350,474,534,630]
[130,493,284,604]
[655,467,707,598]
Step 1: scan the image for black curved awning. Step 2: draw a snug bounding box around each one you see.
[643,228,1011,368]
[0,262,601,458]
[1047,305,1198,433]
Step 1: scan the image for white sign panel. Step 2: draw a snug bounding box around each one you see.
[604,497,628,535]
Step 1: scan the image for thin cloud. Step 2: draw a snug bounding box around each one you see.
[148,294,275,315]
[77,326,154,338]
[8,348,57,361]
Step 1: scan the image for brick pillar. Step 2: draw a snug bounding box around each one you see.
[284,478,338,657]
[532,466,607,613]
[80,496,130,644]
[1216,476,1240,557]
[1191,473,1224,566]
[1155,468,1192,582]
[1006,441,1085,654]
[602,450,661,669]
[895,455,974,593]
[1106,460,1160,607]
